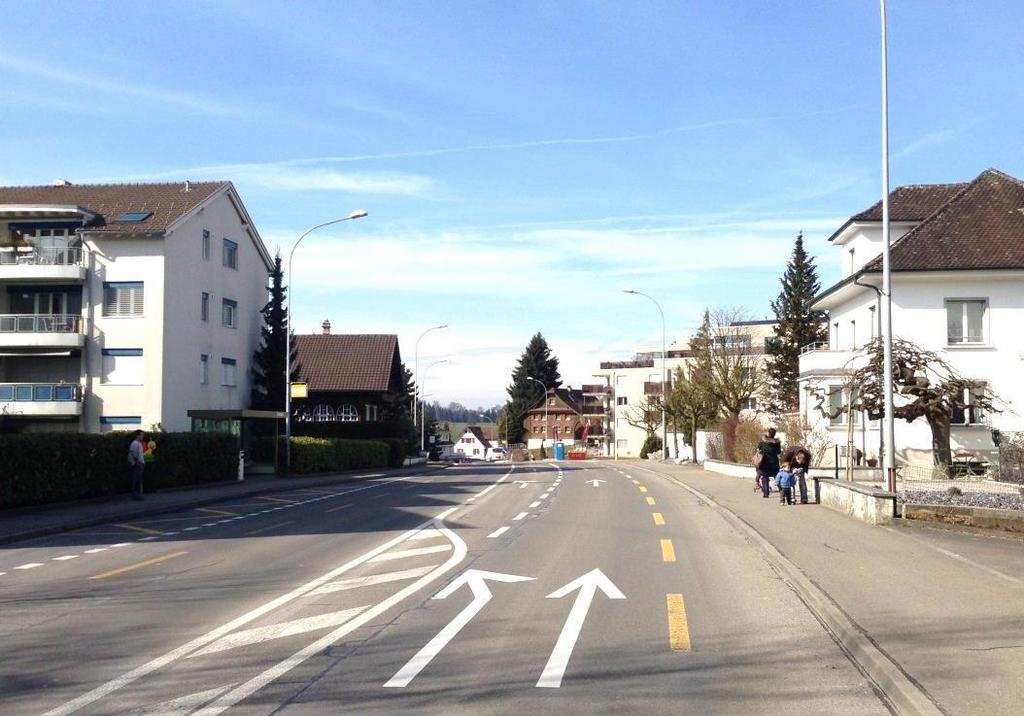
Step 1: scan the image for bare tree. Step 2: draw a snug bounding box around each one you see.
[664,364,719,462]
[624,395,661,438]
[808,338,997,468]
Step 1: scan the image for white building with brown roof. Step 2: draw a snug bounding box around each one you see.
[0,180,273,433]
[799,168,1024,467]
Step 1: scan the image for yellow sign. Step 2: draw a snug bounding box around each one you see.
[290,382,308,399]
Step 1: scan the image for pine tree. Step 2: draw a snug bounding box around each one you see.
[765,233,827,414]
[504,333,563,443]
[382,363,417,452]
[250,253,299,410]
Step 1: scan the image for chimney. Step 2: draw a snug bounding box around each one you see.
[183,180,191,192]
[322,319,331,335]
[53,179,72,186]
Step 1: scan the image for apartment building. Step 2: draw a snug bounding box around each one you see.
[0,180,273,433]
[799,168,1024,467]
[592,320,777,458]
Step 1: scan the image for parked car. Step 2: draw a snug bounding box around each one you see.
[486,447,509,462]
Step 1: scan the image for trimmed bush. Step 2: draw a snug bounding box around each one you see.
[0,432,237,510]
[287,437,390,474]
[640,435,663,459]
[381,438,407,468]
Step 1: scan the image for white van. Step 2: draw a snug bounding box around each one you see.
[485,447,509,462]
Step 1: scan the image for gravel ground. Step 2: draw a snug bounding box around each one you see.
[899,488,1024,511]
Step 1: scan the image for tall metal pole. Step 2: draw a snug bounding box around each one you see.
[413,324,447,429]
[284,211,367,478]
[880,0,897,492]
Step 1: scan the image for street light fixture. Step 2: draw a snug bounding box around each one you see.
[526,376,549,451]
[420,359,448,452]
[283,210,368,478]
[623,289,668,459]
[413,324,448,428]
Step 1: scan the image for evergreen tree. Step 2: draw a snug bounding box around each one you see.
[382,363,417,453]
[765,233,827,414]
[250,253,299,410]
[504,333,563,443]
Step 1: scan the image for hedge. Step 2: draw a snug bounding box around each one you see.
[0,432,237,510]
[287,437,390,474]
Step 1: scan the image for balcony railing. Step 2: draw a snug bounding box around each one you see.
[801,341,831,355]
[581,383,611,395]
[0,383,81,402]
[643,382,664,395]
[0,314,81,333]
[0,247,82,266]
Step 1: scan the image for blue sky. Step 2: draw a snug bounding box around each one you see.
[3,1,1022,406]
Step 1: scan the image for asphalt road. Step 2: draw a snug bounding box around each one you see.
[0,462,888,715]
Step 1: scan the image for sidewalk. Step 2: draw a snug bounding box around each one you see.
[633,461,1024,716]
[0,465,443,547]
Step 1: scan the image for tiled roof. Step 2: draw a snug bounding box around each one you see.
[523,387,584,415]
[0,181,226,233]
[466,426,492,449]
[863,169,1024,272]
[850,182,968,222]
[294,334,400,393]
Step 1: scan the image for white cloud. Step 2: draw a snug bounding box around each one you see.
[233,166,435,195]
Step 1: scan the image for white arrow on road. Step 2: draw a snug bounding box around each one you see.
[384,569,534,687]
[585,479,605,488]
[514,481,536,488]
[537,569,625,688]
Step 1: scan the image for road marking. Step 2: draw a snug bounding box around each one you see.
[646,497,656,505]
[53,555,79,561]
[369,544,452,563]
[115,523,165,536]
[196,507,238,517]
[638,486,648,493]
[111,543,132,548]
[666,593,692,652]
[652,512,665,526]
[487,526,510,538]
[85,548,109,554]
[325,503,353,514]
[244,521,294,536]
[90,551,188,580]
[660,539,676,562]
[406,528,442,541]
[514,481,535,489]
[385,570,535,687]
[537,569,626,688]
[513,511,529,521]
[256,496,295,504]
[529,501,541,508]
[15,562,44,570]
[586,479,605,487]
[308,565,438,596]
[189,606,369,658]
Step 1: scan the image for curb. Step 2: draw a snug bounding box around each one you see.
[0,465,447,547]
[629,463,947,716]
[902,502,1024,534]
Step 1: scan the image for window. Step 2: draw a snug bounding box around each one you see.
[117,211,152,222]
[616,439,628,450]
[102,348,143,385]
[715,334,751,349]
[952,384,987,425]
[741,367,753,381]
[617,396,628,406]
[869,306,877,339]
[222,298,237,328]
[338,404,359,422]
[202,229,210,260]
[946,299,986,344]
[365,404,378,422]
[201,292,209,322]
[548,398,555,406]
[223,239,238,269]
[829,386,845,425]
[100,416,142,433]
[103,282,144,317]
[743,397,758,411]
[200,354,208,385]
[221,358,237,386]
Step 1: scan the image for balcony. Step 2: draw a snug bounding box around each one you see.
[0,247,86,282]
[798,343,860,378]
[643,382,664,395]
[0,382,83,417]
[0,314,84,349]
[581,383,611,396]
[581,403,606,417]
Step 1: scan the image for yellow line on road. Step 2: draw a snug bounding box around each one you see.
[90,551,187,580]
[666,593,692,651]
[113,523,164,536]
[652,512,665,526]
[245,521,294,536]
[646,497,656,506]
[196,507,238,517]
[638,486,648,493]
[660,538,676,562]
[256,496,295,504]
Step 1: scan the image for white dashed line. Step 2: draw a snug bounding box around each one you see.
[529,501,541,508]
[487,527,510,538]
[52,555,78,561]
[15,563,44,570]
[513,512,529,521]
[84,548,108,554]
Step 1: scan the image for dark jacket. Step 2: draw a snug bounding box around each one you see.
[756,438,782,473]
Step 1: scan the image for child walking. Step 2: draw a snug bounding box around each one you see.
[775,461,796,505]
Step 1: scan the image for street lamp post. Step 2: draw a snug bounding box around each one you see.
[284,210,367,478]
[880,0,897,492]
[413,324,448,428]
[526,376,549,451]
[420,359,448,452]
[624,289,668,459]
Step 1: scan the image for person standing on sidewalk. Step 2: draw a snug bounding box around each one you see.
[790,447,812,504]
[128,430,146,501]
[776,461,796,505]
[754,428,782,498]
